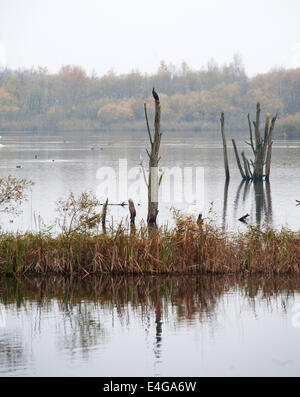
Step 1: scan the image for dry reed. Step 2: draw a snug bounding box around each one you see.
[0,213,300,276]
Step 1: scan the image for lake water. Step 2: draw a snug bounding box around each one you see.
[0,130,300,377]
[1,275,300,377]
[0,130,299,233]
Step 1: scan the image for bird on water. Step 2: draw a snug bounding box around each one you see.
[152,87,160,103]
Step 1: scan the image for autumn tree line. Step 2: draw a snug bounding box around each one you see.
[0,55,299,136]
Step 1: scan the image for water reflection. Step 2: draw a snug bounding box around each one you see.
[0,275,299,376]
[1,131,300,233]
[0,334,28,375]
[230,180,273,228]
[222,180,229,232]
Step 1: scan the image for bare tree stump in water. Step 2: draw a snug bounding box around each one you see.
[250,104,277,181]
[128,198,136,233]
[101,198,108,234]
[144,92,162,233]
[229,103,277,181]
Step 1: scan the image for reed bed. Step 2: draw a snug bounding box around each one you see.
[0,215,300,275]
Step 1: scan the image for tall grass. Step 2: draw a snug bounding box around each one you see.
[1,214,300,275]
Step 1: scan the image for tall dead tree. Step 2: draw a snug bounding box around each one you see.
[144,88,162,233]
[220,112,230,181]
[265,115,277,180]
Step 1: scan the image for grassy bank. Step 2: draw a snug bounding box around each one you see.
[1,215,300,275]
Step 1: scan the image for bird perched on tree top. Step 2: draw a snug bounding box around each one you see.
[152,87,160,103]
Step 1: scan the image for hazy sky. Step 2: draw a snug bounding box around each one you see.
[0,0,300,77]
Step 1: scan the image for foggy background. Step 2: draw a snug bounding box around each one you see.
[0,0,300,76]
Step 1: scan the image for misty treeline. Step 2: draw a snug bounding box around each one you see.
[0,54,299,136]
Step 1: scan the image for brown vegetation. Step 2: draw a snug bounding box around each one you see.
[0,58,300,135]
[1,213,300,276]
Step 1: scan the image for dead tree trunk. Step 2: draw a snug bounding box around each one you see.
[265,114,277,180]
[144,93,162,233]
[241,152,251,180]
[220,112,230,181]
[252,103,263,180]
[232,139,246,180]
[229,103,277,181]
[250,104,277,181]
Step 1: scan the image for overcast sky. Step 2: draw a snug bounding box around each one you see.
[0,0,300,77]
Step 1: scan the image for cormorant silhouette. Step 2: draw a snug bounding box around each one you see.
[238,213,249,223]
[152,87,159,103]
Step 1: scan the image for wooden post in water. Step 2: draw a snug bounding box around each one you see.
[220,112,230,181]
[128,198,136,233]
[144,88,162,233]
[101,198,108,234]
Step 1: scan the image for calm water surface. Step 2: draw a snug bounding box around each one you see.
[0,275,300,377]
[0,130,299,232]
[0,131,300,377]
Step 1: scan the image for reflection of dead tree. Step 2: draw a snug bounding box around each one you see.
[233,180,249,222]
[242,180,251,202]
[253,181,266,228]
[222,180,229,232]
[265,181,272,224]
[234,181,246,212]
[233,180,273,228]
[154,298,162,362]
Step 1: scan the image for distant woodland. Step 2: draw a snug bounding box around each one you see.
[0,55,300,137]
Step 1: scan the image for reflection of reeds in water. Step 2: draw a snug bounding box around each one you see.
[0,274,299,366]
[0,334,28,375]
[1,275,299,320]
